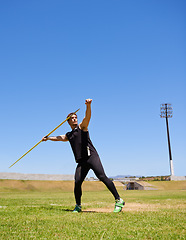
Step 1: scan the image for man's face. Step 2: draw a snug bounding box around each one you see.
[68,114,78,127]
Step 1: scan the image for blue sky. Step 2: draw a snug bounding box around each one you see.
[0,0,185,177]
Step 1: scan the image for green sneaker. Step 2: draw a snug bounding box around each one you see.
[113,198,125,213]
[72,204,82,213]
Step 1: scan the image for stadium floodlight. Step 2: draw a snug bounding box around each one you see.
[160,103,174,177]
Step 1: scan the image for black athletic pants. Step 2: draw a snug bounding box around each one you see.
[74,154,120,205]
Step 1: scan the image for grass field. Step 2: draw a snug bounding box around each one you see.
[0,180,186,239]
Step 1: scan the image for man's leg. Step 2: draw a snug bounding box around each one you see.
[74,162,90,206]
[88,155,120,199]
[88,155,125,212]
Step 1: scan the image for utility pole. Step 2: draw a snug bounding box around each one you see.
[160,103,174,178]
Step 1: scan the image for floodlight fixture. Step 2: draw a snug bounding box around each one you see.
[160,103,173,118]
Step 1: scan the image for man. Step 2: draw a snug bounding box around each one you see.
[42,99,125,213]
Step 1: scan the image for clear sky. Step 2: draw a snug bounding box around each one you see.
[0,0,185,177]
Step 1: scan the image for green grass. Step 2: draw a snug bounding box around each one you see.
[0,185,186,239]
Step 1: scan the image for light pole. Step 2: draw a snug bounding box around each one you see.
[160,103,174,177]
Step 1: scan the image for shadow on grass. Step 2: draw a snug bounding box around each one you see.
[36,206,99,213]
[61,208,97,213]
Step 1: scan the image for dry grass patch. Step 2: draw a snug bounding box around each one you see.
[84,203,159,213]
[0,179,107,192]
[84,200,186,213]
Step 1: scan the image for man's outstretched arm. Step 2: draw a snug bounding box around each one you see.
[42,135,68,142]
[79,99,92,131]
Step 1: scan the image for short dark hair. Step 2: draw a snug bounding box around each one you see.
[67,113,77,122]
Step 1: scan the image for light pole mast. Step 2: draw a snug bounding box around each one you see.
[160,103,174,178]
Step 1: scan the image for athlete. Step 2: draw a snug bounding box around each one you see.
[42,99,125,213]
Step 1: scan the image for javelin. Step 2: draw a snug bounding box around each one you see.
[9,108,80,168]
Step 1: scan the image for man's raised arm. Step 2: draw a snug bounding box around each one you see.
[79,99,92,131]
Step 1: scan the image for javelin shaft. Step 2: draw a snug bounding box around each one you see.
[9,140,43,168]
[44,108,80,137]
[9,108,80,168]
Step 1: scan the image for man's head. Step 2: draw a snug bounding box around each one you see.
[67,113,78,129]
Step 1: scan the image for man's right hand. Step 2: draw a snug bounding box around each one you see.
[42,136,48,141]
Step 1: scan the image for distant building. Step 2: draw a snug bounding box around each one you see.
[113,177,139,182]
[86,177,98,181]
[170,176,186,181]
[126,181,157,190]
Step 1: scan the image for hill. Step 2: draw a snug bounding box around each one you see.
[0,179,185,192]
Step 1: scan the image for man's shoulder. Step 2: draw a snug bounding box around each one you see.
[79,124,88,132]
[66,126,80,138]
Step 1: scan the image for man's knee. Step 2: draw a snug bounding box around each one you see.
[98,174,108,182]
[75,178,83,187]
